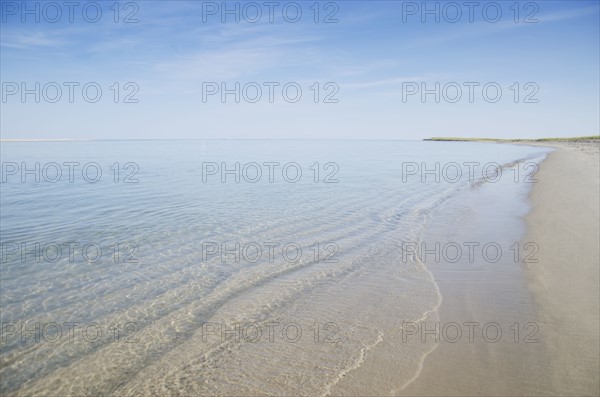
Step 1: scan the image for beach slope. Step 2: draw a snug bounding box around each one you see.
[525,141,599,396]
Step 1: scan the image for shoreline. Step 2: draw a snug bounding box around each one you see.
[399,140,599,395]
[400,143,551,395]
[522,141,600,395]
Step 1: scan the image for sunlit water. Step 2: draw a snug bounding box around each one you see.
[0,140,551,396]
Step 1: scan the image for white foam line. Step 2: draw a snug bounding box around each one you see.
[394,246,444,394]
[320,248,444,396]
[321,329,385,397]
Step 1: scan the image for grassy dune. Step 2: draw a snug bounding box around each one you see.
[424,136,600,142]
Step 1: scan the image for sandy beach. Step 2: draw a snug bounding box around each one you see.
[523,140,600,396]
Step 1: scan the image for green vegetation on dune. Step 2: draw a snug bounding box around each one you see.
[532,136,600,142]
[425,136,600,142]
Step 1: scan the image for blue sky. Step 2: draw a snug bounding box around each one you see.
[1,0,599,139]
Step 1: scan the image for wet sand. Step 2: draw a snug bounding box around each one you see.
[402,140,599,396]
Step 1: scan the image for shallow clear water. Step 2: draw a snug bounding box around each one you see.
[0,140,551,395]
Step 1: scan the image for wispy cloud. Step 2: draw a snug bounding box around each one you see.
[343,76,431,89]
[0,32,69,49]
[410,4,600,47]
[540,4,600,23]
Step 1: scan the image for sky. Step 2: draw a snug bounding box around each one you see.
[0,0,599,140]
